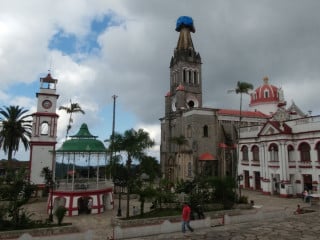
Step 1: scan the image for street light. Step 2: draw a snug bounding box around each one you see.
[115,179,123,217]
[237,174,243,199]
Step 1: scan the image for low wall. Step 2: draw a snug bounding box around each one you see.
[0,225,78,240]
[113,208,289,239]
[113,217,212,239]
[224,209,290,225]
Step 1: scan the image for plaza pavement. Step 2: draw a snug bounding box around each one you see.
[21,190,320,240]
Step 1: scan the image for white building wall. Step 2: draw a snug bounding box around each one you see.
[250,102,278,115]
[238,115,320,197]
[30,145,54,185]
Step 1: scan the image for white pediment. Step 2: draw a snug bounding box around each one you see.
[259,123,280,136]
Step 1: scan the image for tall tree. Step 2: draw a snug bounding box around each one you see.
[0,106,32,168]
[228,81,253,198]
[110,128,155,218]
[41,167,54,221]
[234,81,254,123]
[59,100,85,139]
[170,135,189,157]
[170,135,189,181]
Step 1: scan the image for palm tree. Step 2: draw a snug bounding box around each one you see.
[0,106,32,169]
[170,134,189,157]
[228,81,253,198]
[59,100,85,139]
[41,167,54,221]
[234,81,254,123]
[110,128,155,218]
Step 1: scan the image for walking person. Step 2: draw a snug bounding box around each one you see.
[196,204,205,219]
[87,199,93,214]
[182,202,194,235]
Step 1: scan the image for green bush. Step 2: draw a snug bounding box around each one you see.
[238,195,248,204]
[54,206,67,225]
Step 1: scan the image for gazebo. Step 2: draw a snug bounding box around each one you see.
[50,123,113,216]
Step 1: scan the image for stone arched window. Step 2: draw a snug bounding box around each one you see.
[299,142,311,162]
[264,90,269,98]
[316,142,320,161]
[251,145,259,162]
[241,145,249,161]
[203,125,208,137]
[287,145,294,162]
[189,71,192,84]
[268,143,279,161]
[41,121,49,135]
[194,71,197,84]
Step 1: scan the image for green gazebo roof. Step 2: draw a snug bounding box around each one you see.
[56,123,106,153]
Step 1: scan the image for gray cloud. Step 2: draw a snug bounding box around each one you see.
[1,0,320,160]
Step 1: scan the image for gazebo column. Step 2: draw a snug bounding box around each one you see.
[72,153,75,191]
[87,153,91,183]
[97,154,100,189]
[67,154,70,185]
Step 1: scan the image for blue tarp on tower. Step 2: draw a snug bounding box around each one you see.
[175,16,195,33]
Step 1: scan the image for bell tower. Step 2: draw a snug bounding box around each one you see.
[161,16,203,181]
[168,16,202,114]
[29,73,59,185]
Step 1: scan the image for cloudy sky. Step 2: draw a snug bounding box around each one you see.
[1,0,320,161]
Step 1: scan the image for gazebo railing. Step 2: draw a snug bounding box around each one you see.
[55,178,114,191]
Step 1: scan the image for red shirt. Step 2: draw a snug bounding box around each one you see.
[182,204,191,221]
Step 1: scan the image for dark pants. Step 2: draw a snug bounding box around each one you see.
[182,220,193,233]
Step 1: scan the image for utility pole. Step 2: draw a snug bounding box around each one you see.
[110,95,117,180]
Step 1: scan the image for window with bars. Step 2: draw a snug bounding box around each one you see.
[269,144,279,161]
[252,145,259,161]
[299,142,311,162]
[242,145,249,161]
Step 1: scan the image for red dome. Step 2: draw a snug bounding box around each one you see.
[250,76,279,106]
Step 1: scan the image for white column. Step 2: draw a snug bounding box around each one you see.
[97,154,100,189]
[279,142,287,181]
[72,153,75,191]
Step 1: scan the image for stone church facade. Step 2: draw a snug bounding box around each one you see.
[160,17,268,183]
[160,17,320,198]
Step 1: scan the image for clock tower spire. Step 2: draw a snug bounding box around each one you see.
[29,73,59,186]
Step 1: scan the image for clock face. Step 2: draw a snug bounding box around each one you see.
[42,100,52,109]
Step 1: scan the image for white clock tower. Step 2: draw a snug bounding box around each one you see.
[29,73,59,186]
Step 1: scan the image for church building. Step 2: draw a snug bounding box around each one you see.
[160,17,320,199]
[160,17,268,183]
[239,78,320,197]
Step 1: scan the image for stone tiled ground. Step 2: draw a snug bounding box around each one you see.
[19,190,320,239]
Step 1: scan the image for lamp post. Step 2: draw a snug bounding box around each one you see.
[237,174,243,199]
[116,180,122,217]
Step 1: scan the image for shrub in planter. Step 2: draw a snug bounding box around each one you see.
[54,206,67,225]
[238,195,248,204]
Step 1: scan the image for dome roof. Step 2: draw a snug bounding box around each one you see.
[57,123,106,153]
[250,76,279,106]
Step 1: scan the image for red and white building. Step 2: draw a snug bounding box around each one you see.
[238,77,320,197]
